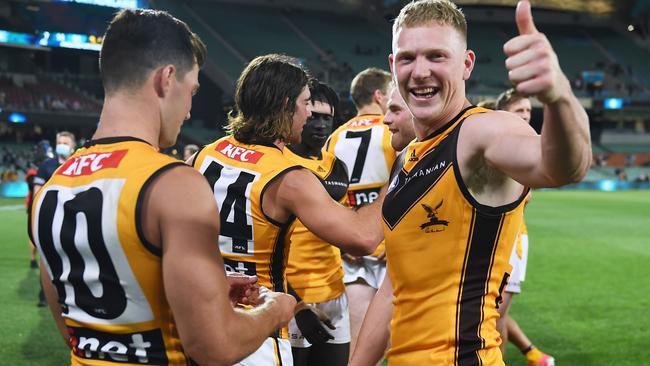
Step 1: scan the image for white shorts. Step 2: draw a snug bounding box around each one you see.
[233,337,292,366]
[343,256,386,289]
[505,234,529,294]
[288,293,351,348]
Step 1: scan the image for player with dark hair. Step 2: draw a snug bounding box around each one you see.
[190,54,383,365]
[351,0,591,365]
[496,88,555,366]
[325,67,395,357]
[30,9,296,365]
[284,80,351,366]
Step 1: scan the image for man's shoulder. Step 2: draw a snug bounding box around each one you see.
[461,110,526,139]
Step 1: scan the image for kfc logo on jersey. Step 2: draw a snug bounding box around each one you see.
[216,141,264,163]
[348,118,377,128]
[58,150,128,177]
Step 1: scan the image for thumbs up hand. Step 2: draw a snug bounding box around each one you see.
[503,0,570,104]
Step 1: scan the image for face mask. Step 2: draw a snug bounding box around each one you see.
[55,144,72,158]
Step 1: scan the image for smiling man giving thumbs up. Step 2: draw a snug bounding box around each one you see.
[349,1,591,365]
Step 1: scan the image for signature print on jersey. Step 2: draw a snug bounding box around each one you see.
[419,200,449,233]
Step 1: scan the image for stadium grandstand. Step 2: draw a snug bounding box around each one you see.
[1,0,649,191]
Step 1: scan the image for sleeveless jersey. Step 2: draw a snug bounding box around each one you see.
[382,107,528,366]
[326,114,395,256]
[284,147,349,303]
[28,137,189,365]
[192,136,301,338]
[515,218,528,259]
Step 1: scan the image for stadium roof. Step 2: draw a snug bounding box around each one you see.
[454,0,615,15]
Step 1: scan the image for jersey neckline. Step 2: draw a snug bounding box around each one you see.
[83,136,152,148]
[420,105,476,142]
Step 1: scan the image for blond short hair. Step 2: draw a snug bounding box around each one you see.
[393,0,467,43]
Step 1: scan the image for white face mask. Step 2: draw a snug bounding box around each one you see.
[55,144,72,158]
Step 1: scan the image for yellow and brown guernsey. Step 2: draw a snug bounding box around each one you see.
[29,137,191,365]
[382,107,529,366]
[192,136,302,338]
[284,147,349,303]
[326,114,395,256]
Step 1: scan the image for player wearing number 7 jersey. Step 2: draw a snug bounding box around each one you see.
[324,67,395,357]
[29,9,296,366]
[190,54,384,366]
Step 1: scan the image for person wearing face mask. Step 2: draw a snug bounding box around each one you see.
[284,80,352,366]
[33,131,77,194]
[32,131,76,307]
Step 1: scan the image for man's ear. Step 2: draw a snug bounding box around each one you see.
[373,89,384,105]
[154,64,176,98]
[463,50,475,81]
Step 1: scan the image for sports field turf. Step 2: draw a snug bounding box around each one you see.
[1,190,648,365]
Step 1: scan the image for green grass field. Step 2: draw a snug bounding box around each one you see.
[1,191,648,365]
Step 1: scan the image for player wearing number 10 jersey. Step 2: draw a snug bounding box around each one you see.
[29,10,296,366]
[191,54,384,366]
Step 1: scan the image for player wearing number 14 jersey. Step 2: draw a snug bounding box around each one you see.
[191,55,384,366]
[29,10,296,366]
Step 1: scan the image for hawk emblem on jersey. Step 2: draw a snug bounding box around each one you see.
[420,200,449,233]
[317,165,326,173]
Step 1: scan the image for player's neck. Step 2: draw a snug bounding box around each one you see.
[273,139,286,151]
[288,143,321,159]
[93,93,161,149]
[414,99,472,141]
[356,103,384,116]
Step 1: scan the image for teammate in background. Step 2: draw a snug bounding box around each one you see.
[477,99,497,109]
[29,9,296,365]
[325,67,395,357]
[349,86,418,364]
[190,54,383,365]
[383,85,416,152]
[496,88,555,366]
[350,1,591,365]
[32,131,76,307]
[284,80,351,365]
[183,143,199,161]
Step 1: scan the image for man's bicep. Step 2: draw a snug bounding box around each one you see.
[479,117,550,187]
[155,169,233,342]
[282,171,355,245]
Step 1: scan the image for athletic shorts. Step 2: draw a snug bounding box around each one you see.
[343,256,386,289]
[505,233,529,294]
[233,337,292,366]
[288,293,351,348]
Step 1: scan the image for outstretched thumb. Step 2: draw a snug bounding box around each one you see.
[516,0,538,35]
